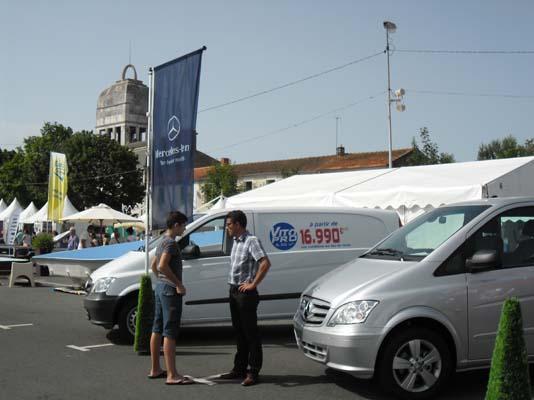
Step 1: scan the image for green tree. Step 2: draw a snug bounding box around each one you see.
[0,148,16,167]
[403,127,455,166]
[22,122,73,205]
[0,151,32,204]
[62,131,144,210]
[485,298,532,400]
[0,122,144,210]
[201,163,239,202]
[280,167,301,178]
[478,135,534,160]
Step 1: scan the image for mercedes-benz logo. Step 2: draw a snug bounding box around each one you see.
[302,299,311,320]
[167,115,181,141]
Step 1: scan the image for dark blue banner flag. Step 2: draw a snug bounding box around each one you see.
[151,47,205,229]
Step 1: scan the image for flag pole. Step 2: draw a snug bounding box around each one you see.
[144,67,154,275]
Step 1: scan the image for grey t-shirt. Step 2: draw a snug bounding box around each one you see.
[155,236,183,287]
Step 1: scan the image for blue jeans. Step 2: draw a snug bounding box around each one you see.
[152,282,183,339]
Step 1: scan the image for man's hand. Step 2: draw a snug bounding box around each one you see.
[238,282,256,292]
[176,284,187,296]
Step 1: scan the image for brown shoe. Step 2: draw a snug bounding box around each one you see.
[241,373,258,386]
[219,370,246,380]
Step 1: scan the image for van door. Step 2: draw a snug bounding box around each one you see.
[180,211,254,323]
[466,206,534,360]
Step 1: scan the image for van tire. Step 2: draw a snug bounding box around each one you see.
[118,296,138,343]
[377,327,453,400]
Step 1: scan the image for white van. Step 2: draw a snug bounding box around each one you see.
[84,207,399,341]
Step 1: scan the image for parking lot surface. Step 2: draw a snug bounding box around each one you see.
[1,276,532,400]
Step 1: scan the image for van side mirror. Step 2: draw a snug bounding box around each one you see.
[466,249,499,272]
[182,244,200,260]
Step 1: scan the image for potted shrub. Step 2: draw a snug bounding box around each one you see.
[32,233,54,255]
[485,297,532,400]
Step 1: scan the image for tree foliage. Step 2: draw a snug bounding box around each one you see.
[403,127,455,166]
[0,122,144,210]
[200,163,239,203]
[280,167,301,178]
[485,298,532,400]
[0,148,16,167]
[478,135,534,160]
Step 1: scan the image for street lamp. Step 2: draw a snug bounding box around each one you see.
[383,21,406,168]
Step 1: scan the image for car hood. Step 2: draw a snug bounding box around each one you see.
[303,256,415,307]
[90,250,146,281]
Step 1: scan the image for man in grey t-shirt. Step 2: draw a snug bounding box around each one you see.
[148,211,192,385]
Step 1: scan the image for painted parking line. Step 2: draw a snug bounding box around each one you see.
[0,323,33,330]
[66,343,114,352]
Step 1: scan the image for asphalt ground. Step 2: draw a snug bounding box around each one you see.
[1,276,532,400]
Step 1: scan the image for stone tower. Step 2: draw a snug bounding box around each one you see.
[96,64,148,164]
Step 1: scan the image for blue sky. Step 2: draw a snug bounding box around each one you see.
[1,0,533,163]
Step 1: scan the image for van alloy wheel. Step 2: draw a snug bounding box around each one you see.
[127,307,137,337]
[392,339,442,393]
[378,327,452,399]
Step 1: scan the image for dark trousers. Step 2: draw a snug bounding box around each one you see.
[229,286,263,375]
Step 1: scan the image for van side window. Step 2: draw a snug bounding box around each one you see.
[186,216,229,258]
[499,207,534,268]
[435,206,534,275]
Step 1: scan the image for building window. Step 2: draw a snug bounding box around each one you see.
[115,126,121,144]
[139,127,147,142]
[266,179,275,185]
[244,181,253,191]
[129,126,137,142]
[99,129,106,136]
[106,128,113,139]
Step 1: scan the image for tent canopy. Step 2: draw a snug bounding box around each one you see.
[61,203,141,225]
[24,197,80,224]
[224,157,534,223]
[0,198,23,221]
[0,199,6,214]
[18,202,38,223]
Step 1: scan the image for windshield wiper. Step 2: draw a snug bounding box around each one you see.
[366,247,404,257]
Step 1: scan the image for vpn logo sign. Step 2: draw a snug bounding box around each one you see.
[167,115,181,141]
[270,222,298,251]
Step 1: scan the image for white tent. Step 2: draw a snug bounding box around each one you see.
[224,157,534,223]
[25,202,48,224]
[24,197,79,224]
[18,202,38,223]
[0,199,6,214]
[0,198,23,243]
[0,198,23,221]
[62,196,79,218]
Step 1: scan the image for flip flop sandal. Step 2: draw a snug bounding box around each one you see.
[147,371,167,379]
[165,377,195,385]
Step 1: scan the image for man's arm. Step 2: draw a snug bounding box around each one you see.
[158,252,186,295]
[150,255,159,276]
[239,256,271,292]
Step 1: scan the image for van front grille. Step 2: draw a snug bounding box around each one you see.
[299,296,330,325]
[301,340,327,362]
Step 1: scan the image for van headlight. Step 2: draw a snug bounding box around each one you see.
[91,277,116,293]
[327,300,379,326]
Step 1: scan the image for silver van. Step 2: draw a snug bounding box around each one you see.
[294,197,534,399]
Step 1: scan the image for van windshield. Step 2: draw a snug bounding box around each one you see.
[363,205,490,261]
